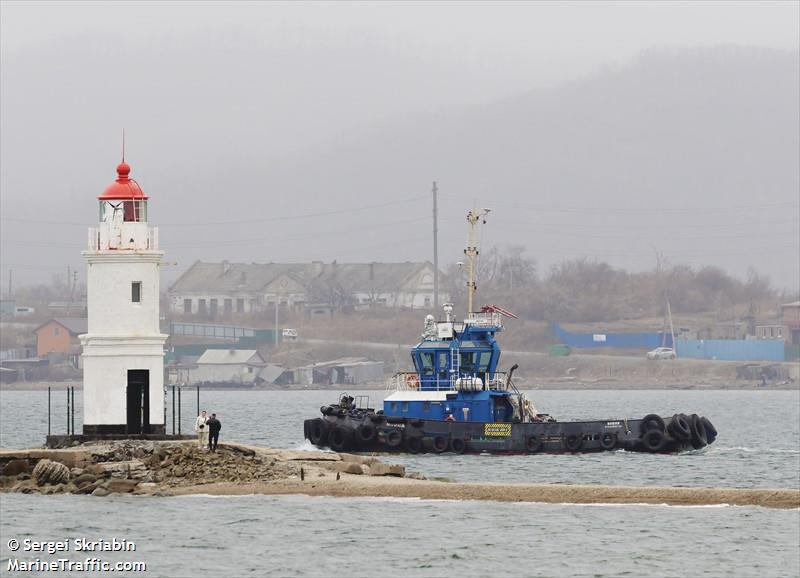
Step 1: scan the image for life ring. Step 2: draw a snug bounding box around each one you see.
[356,423,376,443]
[700,416,717,444]
[385,429,403,448]
[432,435,448,453]
[600,432,617,450]
[405,374,420,390]
[640,414,665,435]
[309,419,328,445]
[667,414,691,441]
[641,429,667,452]
[689,414,708,449]
[564,434,582,452]
[525,435,543,453]
[449,438,466,454]
[406,437,423,454]
[328,426,353,451]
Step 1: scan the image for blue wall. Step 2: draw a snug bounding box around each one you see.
[551,323,671,349]
[676,339,785,362]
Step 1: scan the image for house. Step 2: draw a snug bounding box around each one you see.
[781,301,800,345]
[190,349,266,385]
[33,318,88,365]
[0,299,15,319]
[168,260,448,317]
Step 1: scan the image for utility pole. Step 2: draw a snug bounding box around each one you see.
[432,181,439,313]
[274,301,279,346]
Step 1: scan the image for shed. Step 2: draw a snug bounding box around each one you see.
[192,349,266,385]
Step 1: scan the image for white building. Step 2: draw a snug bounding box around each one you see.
[168,260,447,316]
[191,349,265,385]
[80,160,168,435]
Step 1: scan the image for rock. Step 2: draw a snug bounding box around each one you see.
[32,459,70,486]
[84,464,106,476]
[172,466,185,477]
[406,472,427,480]
[14,480,38,493]
[98,460,148,480]
[28,450,90,469]
[74,473,97,488]
[70,468,84,477]
[133,482,157,495]
[91,486,110,497]
[104,478,139,493]
[367,462,405,477]
[331,462,364,475]
[2,459,31,477]
[75,480,103,495]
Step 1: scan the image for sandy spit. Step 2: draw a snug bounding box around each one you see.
[167,478,800,509]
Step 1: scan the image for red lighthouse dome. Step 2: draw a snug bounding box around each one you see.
[98,162,149,200]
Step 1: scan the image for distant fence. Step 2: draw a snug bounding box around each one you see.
[676,339,785,362]
[551,323,671,349]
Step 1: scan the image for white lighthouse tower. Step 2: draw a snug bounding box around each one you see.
[81,160,167,435]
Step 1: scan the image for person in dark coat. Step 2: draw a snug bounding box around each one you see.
[207,413,222,452]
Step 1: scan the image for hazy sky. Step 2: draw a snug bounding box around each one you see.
[1,1,798,292]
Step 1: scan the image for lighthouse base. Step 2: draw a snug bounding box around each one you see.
[46,431,188,449]
[82,424,166,436]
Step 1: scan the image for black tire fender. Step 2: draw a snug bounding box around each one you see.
[356,423,376,443]
[449,438,466,454]
[600,432,617,450]
[525,435,543,453]
[641,429,667,452]
[369,414,385,424]
[385,429,403,448]
[640,414,666,435]
[432,435,448,453]
[564,434,582,452]
[406,436,423,454]
[689,413,708,449]
[667,413,692,441]
[309,419,328,445]
[700,416,717,444]
[328,426,353,452]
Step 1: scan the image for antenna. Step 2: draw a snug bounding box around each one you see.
[122,129,125,162]
[464,208,491,315]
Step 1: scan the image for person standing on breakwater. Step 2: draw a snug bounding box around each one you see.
[207,413,221,452]
[195,410,208,449]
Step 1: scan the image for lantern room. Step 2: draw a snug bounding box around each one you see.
[90,161,157,251]
[98,162,148,223]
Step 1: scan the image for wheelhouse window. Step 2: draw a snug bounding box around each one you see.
[131,282,142,303]
[417,352,435,376]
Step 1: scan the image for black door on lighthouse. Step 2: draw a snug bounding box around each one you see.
[127,370,150,434]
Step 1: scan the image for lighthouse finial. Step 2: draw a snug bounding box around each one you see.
[122,129,125,163]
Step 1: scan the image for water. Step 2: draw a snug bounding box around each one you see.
[1,494,798,577]
[3,389,799,488]
[1,389,799,577]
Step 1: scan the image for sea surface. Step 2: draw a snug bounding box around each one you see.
[1,389,799,577]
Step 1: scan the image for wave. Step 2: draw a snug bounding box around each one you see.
[714,446,800,454]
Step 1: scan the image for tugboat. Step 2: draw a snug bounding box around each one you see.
[303,210,717,455]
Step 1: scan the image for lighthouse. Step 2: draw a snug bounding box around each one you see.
[80,160,167,435]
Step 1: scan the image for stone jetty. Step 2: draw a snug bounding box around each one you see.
[1,441,797,509]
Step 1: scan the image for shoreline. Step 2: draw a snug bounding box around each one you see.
[2,381,797,391]
[2,441,798,509]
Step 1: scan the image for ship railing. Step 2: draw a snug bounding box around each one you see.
[464,311,503,328]
[387,372,455,392]
[387,371,516,393]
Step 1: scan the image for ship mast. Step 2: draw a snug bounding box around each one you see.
[465,208,490,314]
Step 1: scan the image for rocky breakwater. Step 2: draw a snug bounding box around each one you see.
[0,441,411,497]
